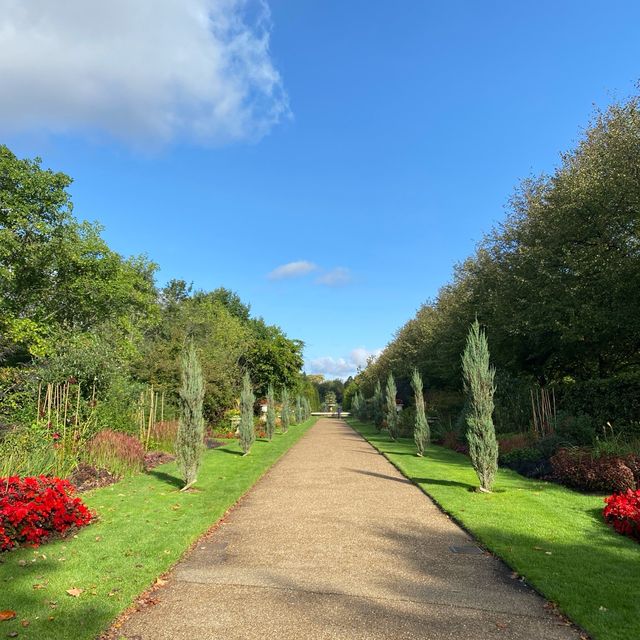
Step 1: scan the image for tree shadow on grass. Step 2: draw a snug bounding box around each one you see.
[411,477,477,490]
[216,449,243,456]
[146,469,184,489]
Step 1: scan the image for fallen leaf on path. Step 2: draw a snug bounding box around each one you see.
[155,578,167,587]
[0,611,16,621]
[66,588,83,598]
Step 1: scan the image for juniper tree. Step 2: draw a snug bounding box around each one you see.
[372,380,384,430]
[281,387,290,433]
[303,397,311,419]
[295,395,304,424]
[411,368,430,456]
[239,371,255,455]
[266,383,276,440]
[352,391,362,419]
[385,373,398,440]
[176,341,205,491]
[462,319,498,492]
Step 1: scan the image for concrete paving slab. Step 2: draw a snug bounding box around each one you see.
[117,419,582,639]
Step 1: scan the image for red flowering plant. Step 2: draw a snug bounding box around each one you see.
[603,488,640,541]
[0,476,93,551]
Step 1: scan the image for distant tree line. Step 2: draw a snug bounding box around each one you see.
[349,92,640,437]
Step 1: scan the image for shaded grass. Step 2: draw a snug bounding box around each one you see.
[0,418,317,640]
[348,419,639,640]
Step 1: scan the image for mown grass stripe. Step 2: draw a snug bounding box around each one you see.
[0,418,317,640]
[349,418,639,640]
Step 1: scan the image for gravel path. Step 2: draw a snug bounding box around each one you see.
[118,418,581,639]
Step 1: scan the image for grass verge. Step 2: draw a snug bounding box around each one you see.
[0,418,317,640]
[348,418,639,640]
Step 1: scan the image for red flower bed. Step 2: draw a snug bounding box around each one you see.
[0,476,93,551]
[603,489,640,541]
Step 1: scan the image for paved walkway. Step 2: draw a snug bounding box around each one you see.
[119,419,581,640]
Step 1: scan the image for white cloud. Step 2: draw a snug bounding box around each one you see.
[0,0,289,145]
[316,267,352,287]
[267,260,317,280]
[307,347,382,379]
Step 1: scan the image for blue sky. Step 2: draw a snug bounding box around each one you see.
[3,0,640,378]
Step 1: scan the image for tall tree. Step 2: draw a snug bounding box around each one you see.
[175,341,205,490]
[239,371,255,455]
[280,387,290,433]
[266,383,276,441]
[462,320,498,492]
[385,373,398,440]
[372,380,384,430]
[411,368,430,457]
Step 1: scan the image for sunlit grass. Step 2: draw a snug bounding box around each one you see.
[0,419,317,640]
[349,418,639,640]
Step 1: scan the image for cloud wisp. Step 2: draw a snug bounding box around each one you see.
[307,347,382,379]
[316,267,352,287]
[267,260,318,280]
[266,261,353,285]
[0,0,289,145]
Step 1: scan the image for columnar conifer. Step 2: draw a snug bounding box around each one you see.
[281,387,290,433]
[295,395,304,424]
[372,381,384,430]
[266,383,276,440]
[385,373,398,440]
[352,391,362,419]
[176,340,205,490]
[462,319,498,492]
[411,368,430,456]
[239,371,255,455]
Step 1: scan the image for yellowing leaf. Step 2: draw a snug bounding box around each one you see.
[66,588,83,598]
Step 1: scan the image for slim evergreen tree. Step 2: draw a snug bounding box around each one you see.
[281,387,290,433]
[239,371,255,455]
[385,373,398,440]
[352,391,362,419]
[266,383,276,441]
[176,341,205,491]
[372,380,384,430]
[462,319,498,492]
[411,368,430,456]
[295,395,304,424]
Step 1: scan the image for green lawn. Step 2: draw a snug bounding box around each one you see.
[348,419,639,640]
[0,418,317,640]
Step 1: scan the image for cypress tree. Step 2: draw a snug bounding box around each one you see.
[281,387,290,433]
[239,371,255,455]
[352,391,362,419]
[295,395,304,424]
[176,340,205,491]
[266,383,276,441]
[385,373,398,440]
[462,319,498,492]
[411,368,430,456]
[372,380,384,430]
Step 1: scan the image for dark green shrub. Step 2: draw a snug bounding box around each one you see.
[554,411,595,446]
